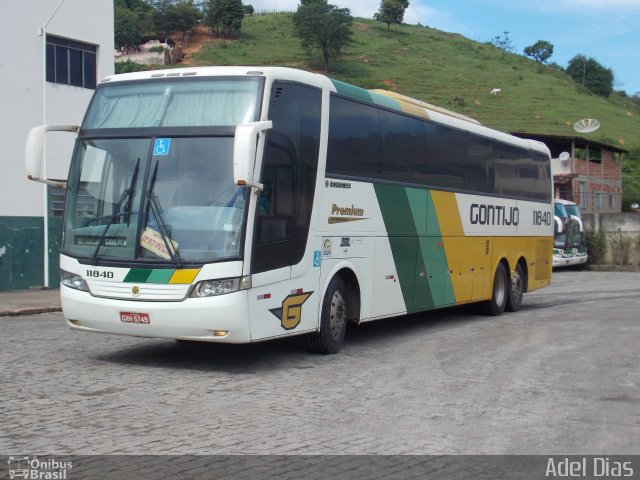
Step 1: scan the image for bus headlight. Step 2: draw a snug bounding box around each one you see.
[60,269,89,292]
[191,276,251,298]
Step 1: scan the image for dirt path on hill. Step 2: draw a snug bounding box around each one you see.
[180,27,215,65]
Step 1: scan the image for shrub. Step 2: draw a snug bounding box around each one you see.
[115,60,147,74]
[608,230,632,265]
[585,229,605,264]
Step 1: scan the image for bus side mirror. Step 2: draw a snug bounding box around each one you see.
[26,124,80,188]
[233,121,272,191]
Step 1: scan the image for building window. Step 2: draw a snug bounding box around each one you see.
[609,194,615,209]
[46,35,97,89]
[47,185,66,217]
[578,182,586,209]
[595,192,602,209]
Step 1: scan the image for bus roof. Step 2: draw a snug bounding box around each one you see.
[100,66,550,156]
[555,199,578,206]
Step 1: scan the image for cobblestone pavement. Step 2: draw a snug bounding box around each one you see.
[1,271,639,455]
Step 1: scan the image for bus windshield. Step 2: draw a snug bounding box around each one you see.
[565,204,581,218]
[63,137,247,264]
[554,202,568,219]
[62,77,264,264]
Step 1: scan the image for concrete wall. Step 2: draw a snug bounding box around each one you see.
[0,0,113,289]
[1,0,114,214]
[583,213,640,266]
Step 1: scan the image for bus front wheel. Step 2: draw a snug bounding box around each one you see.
[308,276,348,354]
[480,263,508,316]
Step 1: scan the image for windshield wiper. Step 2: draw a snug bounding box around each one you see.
[91,158,140,263]
[144,159,182,268]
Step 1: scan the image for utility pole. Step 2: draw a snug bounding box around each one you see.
[37,0,67,287]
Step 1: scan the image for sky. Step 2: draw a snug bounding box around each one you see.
[249,0,640,95]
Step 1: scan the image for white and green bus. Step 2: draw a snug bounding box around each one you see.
[553,199,587,267]
[26,67,553,353]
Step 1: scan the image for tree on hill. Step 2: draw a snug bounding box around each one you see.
[151,0,201,43]
[373,0,409,31]
[204,0,244,37]
[293,0,353,73]
[115,6,143,50]
[114,0,155,50]
[566,54,614,98]
[523,40,554,64]
[204,0,222,35]
[173,0,202,45]
[489,31,515,54]
[243,4,255,16]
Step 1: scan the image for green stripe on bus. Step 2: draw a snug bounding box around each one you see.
[124,269,178,283]
[415,190,455,307]
[407,188,436,310]
[375,185,456,312]
[369,90,401,110]
[123,269,153,283]
[375,185,435,312]
[331,79,373,103]
[123,268,153,283]
[146,269,175,284]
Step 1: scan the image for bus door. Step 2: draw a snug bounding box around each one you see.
[248,81,322,341]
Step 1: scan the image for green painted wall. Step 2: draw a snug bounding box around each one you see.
[0,216,61,290]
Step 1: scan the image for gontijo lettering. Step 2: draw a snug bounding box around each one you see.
[470,203,519,226]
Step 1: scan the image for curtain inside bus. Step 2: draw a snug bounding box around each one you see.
[84,78,262,129]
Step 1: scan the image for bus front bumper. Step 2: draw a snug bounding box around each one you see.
[61,285,251,343]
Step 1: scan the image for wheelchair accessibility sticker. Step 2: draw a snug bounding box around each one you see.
[153,138,171,156]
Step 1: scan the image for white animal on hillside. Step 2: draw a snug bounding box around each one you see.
[490,88,502,95]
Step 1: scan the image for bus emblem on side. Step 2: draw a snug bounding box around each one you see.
[270,292,313,330]
[131,285,141,296]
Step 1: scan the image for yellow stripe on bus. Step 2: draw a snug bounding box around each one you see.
[430,191,464,236]
[431,191,487,302]
[168,269,200,284]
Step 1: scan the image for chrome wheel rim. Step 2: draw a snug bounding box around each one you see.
[511,269,523,305]
[495,271,506,307]
[329,290,347,338]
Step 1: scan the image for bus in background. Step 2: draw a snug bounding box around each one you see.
[25,67,553,354]
[553,199,588,267]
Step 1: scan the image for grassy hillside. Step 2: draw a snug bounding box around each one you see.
[187,13,640,149]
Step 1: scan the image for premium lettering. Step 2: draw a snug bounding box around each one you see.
[331,203,364,217]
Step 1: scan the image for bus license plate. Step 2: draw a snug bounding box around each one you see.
[120,312,151,324]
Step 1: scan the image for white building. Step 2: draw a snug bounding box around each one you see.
[0,0,114,290]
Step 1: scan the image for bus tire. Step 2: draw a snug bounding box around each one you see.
[308,276,348,354]
[480,263,508,316]
[506,263,524,312]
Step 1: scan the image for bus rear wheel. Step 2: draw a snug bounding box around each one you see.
[506,263,524,312]
[308,276,347,354]
[480,263,508,316]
